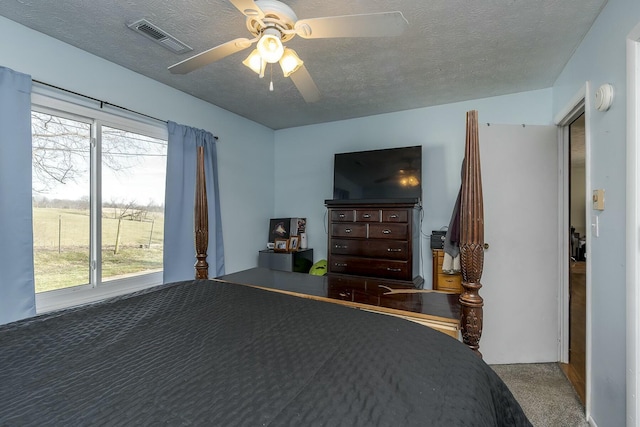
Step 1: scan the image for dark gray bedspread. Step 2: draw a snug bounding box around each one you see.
[0,279,531,426]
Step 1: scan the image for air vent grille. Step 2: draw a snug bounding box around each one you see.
[136,23,165,40]
[127,19,192,54]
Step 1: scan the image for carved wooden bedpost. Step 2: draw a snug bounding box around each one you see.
[459,110,485,357]
[194,146,209,279]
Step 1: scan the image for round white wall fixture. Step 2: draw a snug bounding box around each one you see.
[595,83,614,111]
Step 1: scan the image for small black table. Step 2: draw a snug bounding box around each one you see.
[257,248,313,272]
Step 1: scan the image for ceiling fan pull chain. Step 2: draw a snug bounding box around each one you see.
[269,64,274,92]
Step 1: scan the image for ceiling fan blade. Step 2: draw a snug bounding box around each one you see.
[294,11,408,39]
[374,176,393,184]
[289,65,320,103]
[229,0,264,19]
[168,38,253,74]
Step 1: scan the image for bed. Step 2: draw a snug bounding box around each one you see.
[0,111,531,425]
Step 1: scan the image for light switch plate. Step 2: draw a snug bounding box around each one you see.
[593,189,605,210]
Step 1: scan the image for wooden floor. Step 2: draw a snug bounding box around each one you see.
[560,260,586,405]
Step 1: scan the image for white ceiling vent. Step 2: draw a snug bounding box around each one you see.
[128,19,192,54]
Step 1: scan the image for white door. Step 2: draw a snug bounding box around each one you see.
[478,124,558,364]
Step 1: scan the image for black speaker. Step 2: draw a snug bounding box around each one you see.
[430,231,446,249]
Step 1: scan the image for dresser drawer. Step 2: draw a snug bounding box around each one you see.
[368,223,409,239]
[331,209,355,222]
[330,239,364,255]
[331,239,409,260]
[381,209,408,222]
[330,255,411,280]
[331,223,367,238]
[435,273,462,293]
[355,209,380,222]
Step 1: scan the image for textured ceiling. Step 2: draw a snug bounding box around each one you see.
[0,0,607,130]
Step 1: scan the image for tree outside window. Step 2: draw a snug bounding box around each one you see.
[31,111,167,293]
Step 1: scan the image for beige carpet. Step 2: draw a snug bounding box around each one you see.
[490,363,588,427]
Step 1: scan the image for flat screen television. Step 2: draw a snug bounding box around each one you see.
[332,145,422,203]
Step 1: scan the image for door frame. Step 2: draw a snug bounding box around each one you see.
[554,84,591,418]
[626,21,640,427]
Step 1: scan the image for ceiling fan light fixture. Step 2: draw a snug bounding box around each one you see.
[279,48,303,77]
[242,49,266,77]
[400,176,420,187]
[257,28,284,63]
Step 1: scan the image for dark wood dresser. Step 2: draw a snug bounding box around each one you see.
[326,200,423,288]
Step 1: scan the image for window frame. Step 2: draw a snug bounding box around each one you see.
[31,85,168,313]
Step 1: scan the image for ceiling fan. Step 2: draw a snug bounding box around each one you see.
[374,158,420,186]
[374,169,420,187]
[168,0,409,103]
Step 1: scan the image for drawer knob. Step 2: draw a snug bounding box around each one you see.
[335,244,347,249]
[344,228,352,233]
[389,214,398,219]
[382,229,392,234]
[339,214,345,218]
[386,267,402,272]
[335,263,348,267]
[387,248,402,252]
[362,213,371,218]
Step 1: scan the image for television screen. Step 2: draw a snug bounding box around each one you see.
[333,146,422,202]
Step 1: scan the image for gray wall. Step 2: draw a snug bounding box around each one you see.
[273,90,557,365]
[0,16,276,275]
[553,0,640,424]
[274,89,554,266]
[2,1,638,422]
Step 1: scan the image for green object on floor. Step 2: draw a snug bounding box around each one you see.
[309,259,327,276]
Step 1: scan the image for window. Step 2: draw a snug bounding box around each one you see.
[31,91,167,298]
[32,111,92,292]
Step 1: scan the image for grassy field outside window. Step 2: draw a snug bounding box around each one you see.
[31,107,167,294]
[33,207,164,293]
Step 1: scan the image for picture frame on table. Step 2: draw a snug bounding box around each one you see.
[274,238,289,252]
[289,235,299,251]
[268,218,291,243]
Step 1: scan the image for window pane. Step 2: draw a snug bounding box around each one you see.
[32,111,91,292]
[101,126,166,283]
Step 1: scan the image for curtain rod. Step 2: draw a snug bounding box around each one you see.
[32,79,218,140]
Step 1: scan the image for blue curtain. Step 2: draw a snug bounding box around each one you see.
[163,121,225,283]
[0,67,35,325]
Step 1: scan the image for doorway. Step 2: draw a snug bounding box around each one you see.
[561,113,586,405]
[626,21,640,425]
